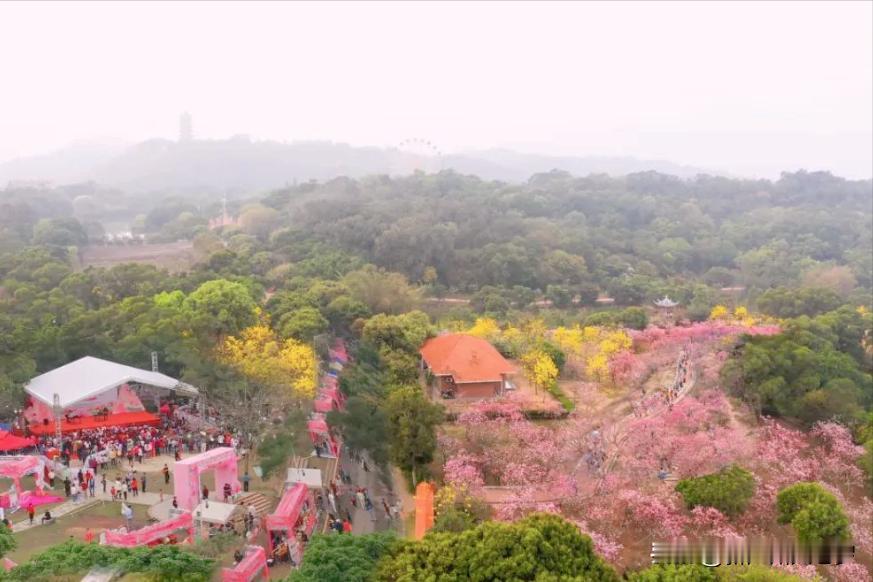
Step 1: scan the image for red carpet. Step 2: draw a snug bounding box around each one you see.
[25,411,160,436]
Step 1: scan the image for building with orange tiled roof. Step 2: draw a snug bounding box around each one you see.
[419,333,517,400]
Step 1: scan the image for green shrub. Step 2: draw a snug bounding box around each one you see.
[546,380,575,412]
[776,482,850,542]
[1,540,215,582]
[675,465,756,517]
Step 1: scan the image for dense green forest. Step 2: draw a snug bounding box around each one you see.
[268,170,872,298]
[3,170,871,299]
[0,169,869,441]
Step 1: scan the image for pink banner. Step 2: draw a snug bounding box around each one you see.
[17,490,63,508]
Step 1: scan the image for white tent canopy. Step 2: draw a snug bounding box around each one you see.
[24,356,198,409]
[193,500,239,524]
[285,468,323,488]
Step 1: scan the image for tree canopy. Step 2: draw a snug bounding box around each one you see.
[286,532,398,582]
[675,465,757,517]
[775,482,850,543]
[377,512,619,582]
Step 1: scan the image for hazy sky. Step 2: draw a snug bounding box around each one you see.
[1,1,871,178]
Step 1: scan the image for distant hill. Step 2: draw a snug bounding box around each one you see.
[443,149,708,182]
[0,138,715,193]
[0,140,128,186]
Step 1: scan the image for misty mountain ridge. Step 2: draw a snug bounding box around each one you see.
[0,137,716,193]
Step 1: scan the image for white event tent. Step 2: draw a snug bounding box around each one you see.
[24,355,198,409]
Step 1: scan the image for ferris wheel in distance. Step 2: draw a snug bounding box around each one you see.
[392,138,443,175]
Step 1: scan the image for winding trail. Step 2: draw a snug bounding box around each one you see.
[481,343,699,506]
[590,344,697,493]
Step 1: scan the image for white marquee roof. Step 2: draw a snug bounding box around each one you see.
[286,468,324,488]
[194,500,239,524]
[24,356,198,408]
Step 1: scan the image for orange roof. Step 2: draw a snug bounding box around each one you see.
[420,334,516,383]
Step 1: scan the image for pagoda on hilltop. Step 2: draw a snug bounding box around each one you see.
[653,296,679,308]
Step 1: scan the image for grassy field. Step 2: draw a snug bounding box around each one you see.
[7,502,151,564]
[77,241,202,272]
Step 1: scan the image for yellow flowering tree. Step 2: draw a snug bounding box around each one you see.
[709,305,729,320]
[467,318,500,341]
[586,353,610,382]
[553,326,585,356]
[584,329,632,383]
[219,324,318,399]
[522,318,548,341]
[522,349,559,392]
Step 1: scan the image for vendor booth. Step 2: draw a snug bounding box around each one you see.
[313,385,344,413]
[306,416,340,458]
[264,482,317,565]
[329,339,349,364]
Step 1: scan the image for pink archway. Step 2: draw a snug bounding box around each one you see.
[265,482,317,563]
[0,456,62,511]
[0,456,45,494]
[103,511,193,547]
[173,447,240,511]
[221,545,269,582]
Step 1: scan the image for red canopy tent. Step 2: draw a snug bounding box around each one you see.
[0,431,35,452]
[313,385,344,413]
[329,340,349,364]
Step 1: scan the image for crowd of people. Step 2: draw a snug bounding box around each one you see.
[667,344,693,405]
[32,407,243,475]
[581,428,606,474]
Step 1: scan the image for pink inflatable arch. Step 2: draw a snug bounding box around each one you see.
[103,511,193,547]
[221,545,269,582]
[0,455,45,497]
[173,447,241,511]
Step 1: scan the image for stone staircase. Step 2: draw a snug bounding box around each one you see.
[232,492,272,530]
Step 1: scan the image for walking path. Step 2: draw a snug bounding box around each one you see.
[483,343,701,507]
[335,453,398,535]
[592,344,697,491]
